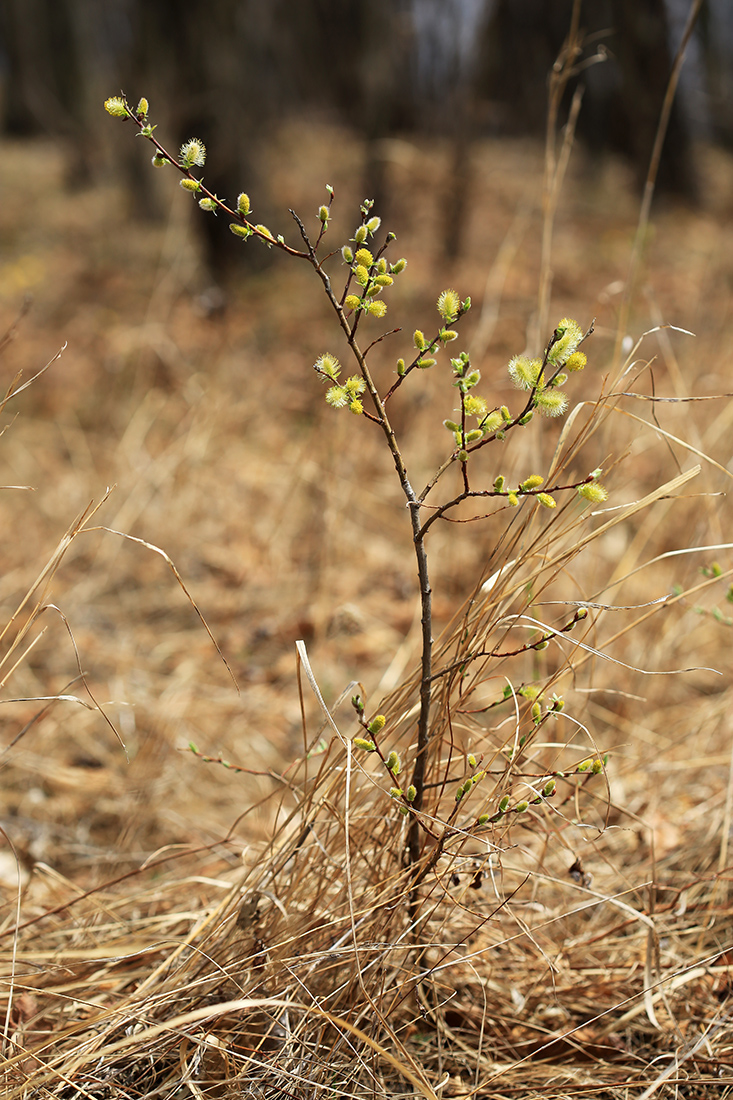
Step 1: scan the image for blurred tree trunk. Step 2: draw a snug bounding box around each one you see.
[477,0,698,198]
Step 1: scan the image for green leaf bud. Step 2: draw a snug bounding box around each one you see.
[498,795,510,813]
[397,359,406,376]
[179,138,206,168]
[344,294,362,311]
[377,257,387,274]
[353,737,376,752]
[457,450,469,462]
[198,197,218,213]
[578,482,608,503]
[151,153,167,167]
[180,178,202,192]
[319,205,329,223]
[548,318,583,365]
[519,684,541,700]
[326,386,348,408]
[139,123,156,137]
[543,778,557,796]
[352,694,364,713]
[344,376,366,396]
[455,786,465,802]
[577,759,591,772]
[508,355,542,390]
[444,420,461,433]
[342,245,354,263]
[314,353,341,380]
[515,800,529,813]
[508,492,519,506]
[399,804,410,815]
[518,411,534,426]
[576,607,589,620]
[550,694,565,711]
[135,97,149,118]
[535,639,549,650]
[390,786,403,799]
[229,222,252,240]
[440,329,459,342]
[566,351,587,372]
[237,193,251,215]
[437,288,461,322]
[468,753,477,768]
[386,750,401,775]
[462,296,472,311]
[417,357,436,369]
[520,475,544,492]
[366,216,381,233]
[531,701,542,723]
[367,300,387,317]
[477,813,490,825]
[474,770,485,782]
[366,284,382,298]
[463,395,486,418]
[500,406,512,422]
[104,96,128,118]
[413,330,426,350]
[464,370,480,388]
[465,429,482,443]
[493,475,505,492]
[406,785,417,802]
[255,225,274,242]
[368,715,386,734]
[553,372,568,386]
[354,225,368,244]
[537,493,557,509]
[390,257,407,274]
[536,390,568,417]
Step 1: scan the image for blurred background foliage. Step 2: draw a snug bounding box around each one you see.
[2,0,732,277]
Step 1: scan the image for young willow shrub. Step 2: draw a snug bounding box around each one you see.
[105,95,610,880]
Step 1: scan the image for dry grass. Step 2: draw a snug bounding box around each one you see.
[1,118,732,1097]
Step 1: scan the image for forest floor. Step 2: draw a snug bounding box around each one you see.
[1,120,733,1097]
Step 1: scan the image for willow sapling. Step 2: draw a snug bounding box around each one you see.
[105,94,610,881]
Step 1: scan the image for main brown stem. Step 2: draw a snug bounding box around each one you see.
[292,214,433,875]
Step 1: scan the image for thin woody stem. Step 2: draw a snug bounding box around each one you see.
[291,211,433,873]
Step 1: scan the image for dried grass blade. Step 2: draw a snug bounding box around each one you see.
[94,527,238,691]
